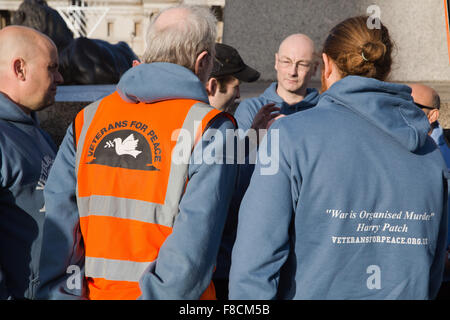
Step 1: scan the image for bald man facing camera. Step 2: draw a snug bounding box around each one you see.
[212,34,320,300]
[234,34,320,133]
[0,26,63,299]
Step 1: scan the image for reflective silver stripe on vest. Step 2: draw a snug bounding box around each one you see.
[76,101,213,229]
[75,99,102,189]
[85,256,151,282]
[77,195,175,226]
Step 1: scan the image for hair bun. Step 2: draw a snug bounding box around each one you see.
[323,16,393,81]
[360,41,386,63]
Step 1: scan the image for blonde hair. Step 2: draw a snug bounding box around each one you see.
[142,5,217,72]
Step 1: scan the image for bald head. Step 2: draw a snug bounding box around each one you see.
[153,7,191,32]
[275,33,317,104]
[409,83,440,110]
[278,34,315,58]
[0,25,56,72]
[409,83,441,128]
[0,25,63,113]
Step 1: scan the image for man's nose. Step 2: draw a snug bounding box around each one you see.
[288,63,298,76]
[55,71,64,84]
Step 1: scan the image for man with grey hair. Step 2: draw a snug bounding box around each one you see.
[142,5,217,82]
[37,4,237,300]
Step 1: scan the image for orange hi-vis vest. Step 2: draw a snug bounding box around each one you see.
[73,91,234,300]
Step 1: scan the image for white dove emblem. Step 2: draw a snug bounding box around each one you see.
[113,134,143,158]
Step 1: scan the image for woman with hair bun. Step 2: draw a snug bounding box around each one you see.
[229,16,448,299]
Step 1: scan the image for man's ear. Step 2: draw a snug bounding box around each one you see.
[206,77,218,96]
[194,50,210,77]
[274,53,279,71]
[322,53,333,80]
[13,58,26,81]
[428,108,440,124]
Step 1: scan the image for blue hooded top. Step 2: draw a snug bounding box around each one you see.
[37,63,237,299]
[429,122,450,282]
[234,82,319,131]
[0,93,57,299]
[229,76,449,300]
[214,83,319,282]
[430,122,450,169]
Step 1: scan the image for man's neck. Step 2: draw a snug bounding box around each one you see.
[276,85,307,106]
[0,90,31,115]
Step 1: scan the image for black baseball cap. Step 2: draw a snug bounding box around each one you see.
[211,43,260,82]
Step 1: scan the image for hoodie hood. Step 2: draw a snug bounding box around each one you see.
[430,122,446,147]
[262,82,319,111]
[0,92,38,125]
[322,76,430,152]
[117,62,209,104]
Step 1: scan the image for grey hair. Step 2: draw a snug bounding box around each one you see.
[142,4,217,72]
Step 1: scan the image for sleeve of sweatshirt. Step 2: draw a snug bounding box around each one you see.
[138,116,238,299]
[36,124,87,300]
[234,98,258,132]
[429,170,450,298]
[229,121,293,299]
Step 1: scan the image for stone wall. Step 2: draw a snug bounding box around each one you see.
[223,0,450,82]
[38,101,87,146]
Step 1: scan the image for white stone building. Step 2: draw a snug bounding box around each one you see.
[0,0,225,57]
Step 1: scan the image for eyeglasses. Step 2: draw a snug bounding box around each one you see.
[277,58,312,70]
[415,102,436,110]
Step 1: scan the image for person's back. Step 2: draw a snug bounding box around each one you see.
[229,16,448,300]
[269,78,446,299]
[38,5,237,300]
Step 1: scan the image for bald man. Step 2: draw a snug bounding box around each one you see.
[211,35,320,300]
[234,34,320,133]
[0,26,63,300]
[409,83,450,167]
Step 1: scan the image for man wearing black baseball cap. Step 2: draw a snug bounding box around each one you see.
[208,43,259,300]
[206,43,260,113]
